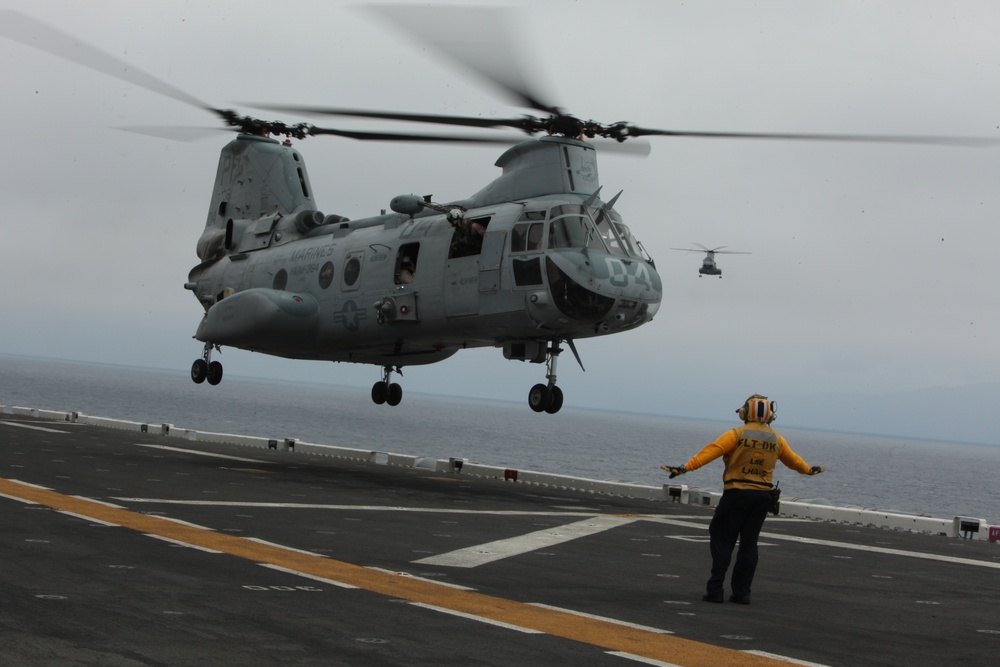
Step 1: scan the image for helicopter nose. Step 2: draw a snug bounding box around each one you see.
[543,253,661,328]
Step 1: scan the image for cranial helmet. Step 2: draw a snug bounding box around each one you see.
[737,394,776,423]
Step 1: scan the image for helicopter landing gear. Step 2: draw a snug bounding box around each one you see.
[528,383,563,414]
[371,366,403,406]
[191,343,223,386]
[527,342,565,414]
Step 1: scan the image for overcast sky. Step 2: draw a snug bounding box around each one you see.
[2,1,998,436]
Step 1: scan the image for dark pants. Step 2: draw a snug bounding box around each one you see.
[706,488,771,598]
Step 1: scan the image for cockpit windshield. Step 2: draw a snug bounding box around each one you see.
[549,216,589,249]
[547,204,649,261]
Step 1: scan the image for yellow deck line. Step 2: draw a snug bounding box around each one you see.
[1,477,797,667]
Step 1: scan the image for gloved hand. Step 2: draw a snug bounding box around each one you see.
[809,466,825,475]
[661,464,687,479]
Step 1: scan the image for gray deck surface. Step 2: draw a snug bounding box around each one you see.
[2,413,997,666]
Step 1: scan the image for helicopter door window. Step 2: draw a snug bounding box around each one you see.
[396,243,419,285]
[512,257,543,286]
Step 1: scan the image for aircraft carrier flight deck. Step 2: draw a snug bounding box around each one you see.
[1,410,998,667]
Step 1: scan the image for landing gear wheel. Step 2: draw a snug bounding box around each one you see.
[544,385,564,414]
[191,359,208,384]
[207,361,224,386]
[371,381,388,405]
[387,382,403,406]
[528,383,552,413]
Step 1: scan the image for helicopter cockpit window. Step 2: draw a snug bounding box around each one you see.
[589,206,645,259]
[589,208,625,257]
[549,204,586,218]
[548,217,588,249]
[518,210,547,222]
[613,222,645,259]
[511,222,544,252]
[526,223,543,250]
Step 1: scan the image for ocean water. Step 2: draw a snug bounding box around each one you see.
[2,354,997,524]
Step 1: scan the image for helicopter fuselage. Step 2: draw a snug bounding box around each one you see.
[188,197,661,366]
[699,253,721,276]
[184,134,662,410]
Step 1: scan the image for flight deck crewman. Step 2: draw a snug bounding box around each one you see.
[662,394,824,605]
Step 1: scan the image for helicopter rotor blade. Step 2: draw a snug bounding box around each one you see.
[114,126,242,142]
[361,4,562,116]
[303,124,650,155]
[245,103,651,154]
[304,125,526,145]
[245,104,538,133]
[671,245,749,255]
[626,125,1000,147]
[0,11,293,137]
[0,10,217,116]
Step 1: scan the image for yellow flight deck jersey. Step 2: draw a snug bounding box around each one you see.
[684,423,813,490]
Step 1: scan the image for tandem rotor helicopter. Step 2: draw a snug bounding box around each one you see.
[671,245,751,278]
[4,8,996,414]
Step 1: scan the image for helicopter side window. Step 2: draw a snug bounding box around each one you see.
[449,216,491,259]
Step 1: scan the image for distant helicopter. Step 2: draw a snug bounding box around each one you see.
[4,8,996,413]
[671,245,751,278]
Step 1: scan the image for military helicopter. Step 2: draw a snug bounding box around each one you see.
[671,245,751,278]
[4,8,996,414]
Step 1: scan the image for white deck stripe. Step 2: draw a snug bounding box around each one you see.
[607,652,684,667]
[0,421,69,433]
[143,534,222,553]
[57,510,119,527]
[762,532,1000,570]
[743,649,834,666]
[136,444,267,463]
[258,563,359,589]
[408,602,542,633]
[112,498,590,516]
[645,516,1000,570]
[531,603,674,634]
[413,515,638,568]
[108,497,1000,571]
